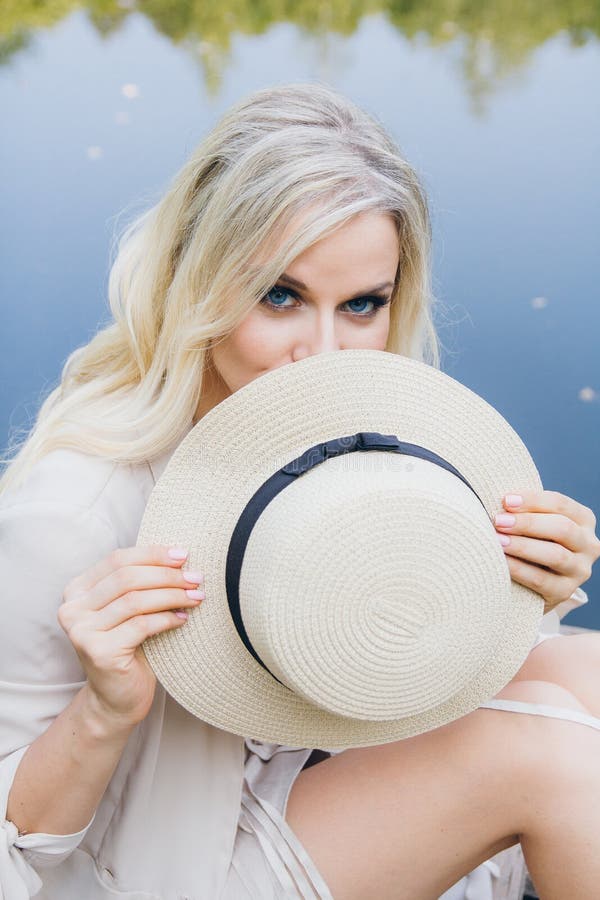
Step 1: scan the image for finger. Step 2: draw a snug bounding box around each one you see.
[494,512,587,553]
[498,533,582,578]
[78,562,204,612]
[94,586,204,631]
[65,544,190,598]
[503,490,597,530]
[503,554,575,613]
[112,609,195,652]
[72,610,193,668]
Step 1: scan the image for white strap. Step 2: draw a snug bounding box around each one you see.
[241,784,321,897]
[479,698,600,731]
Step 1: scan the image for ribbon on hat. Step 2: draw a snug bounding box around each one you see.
[225,432,487,688]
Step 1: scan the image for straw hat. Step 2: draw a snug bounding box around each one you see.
[139,349,545,750]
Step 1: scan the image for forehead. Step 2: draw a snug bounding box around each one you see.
[286,212,400,289]
[257,208,400,282]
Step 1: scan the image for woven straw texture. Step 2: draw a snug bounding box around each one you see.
[138,349,545,750]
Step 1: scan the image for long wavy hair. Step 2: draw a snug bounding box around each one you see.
[1,82,440,495]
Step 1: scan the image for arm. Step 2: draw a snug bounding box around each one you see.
[0,500,120,891]
[6,683,134,837]
[0,489,201,896]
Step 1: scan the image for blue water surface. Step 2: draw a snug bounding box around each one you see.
[1,9,598,625]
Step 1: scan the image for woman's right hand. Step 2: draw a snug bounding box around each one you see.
[58,545,204,730]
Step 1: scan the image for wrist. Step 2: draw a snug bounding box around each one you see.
[77,684,138,743]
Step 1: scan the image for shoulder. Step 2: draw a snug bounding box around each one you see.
[0,448,157,546]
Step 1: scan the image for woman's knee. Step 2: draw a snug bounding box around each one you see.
[489,678,599,830]
[513,634,600,712]
[495,677,591,713]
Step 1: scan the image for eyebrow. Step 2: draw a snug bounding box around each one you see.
[278,272,394,300]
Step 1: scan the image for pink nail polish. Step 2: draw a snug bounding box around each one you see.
[168,548,189,560]
[495,513,516,527]
[498,534,511,547]
[505,495,523,509]
[182,570,204,584]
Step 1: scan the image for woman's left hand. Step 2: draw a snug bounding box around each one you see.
[494,490,600,614]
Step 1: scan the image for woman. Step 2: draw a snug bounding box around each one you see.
[1,83,599,900]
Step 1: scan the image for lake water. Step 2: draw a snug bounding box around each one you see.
[1,3,599,626]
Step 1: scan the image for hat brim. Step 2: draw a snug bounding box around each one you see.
[139,349,544,749]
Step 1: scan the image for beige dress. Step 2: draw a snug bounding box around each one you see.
[225,741,335,898]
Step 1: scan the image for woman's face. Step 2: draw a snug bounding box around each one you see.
[195,211,400,422]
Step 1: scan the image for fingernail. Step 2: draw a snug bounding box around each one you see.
[168,547,189,560]
[186,589,205,600]
[495,513,516,527]
[175,610,189,620]
[505,495,523,509]
[182,570,204,584]
[497,533,511,547]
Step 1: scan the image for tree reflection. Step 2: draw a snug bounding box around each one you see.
[1,0,599,108]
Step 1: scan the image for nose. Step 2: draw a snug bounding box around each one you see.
[292,311,342,362]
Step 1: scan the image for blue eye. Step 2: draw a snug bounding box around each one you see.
[264,287,295,308]
[260,285,389,318]
[347,298,375,315]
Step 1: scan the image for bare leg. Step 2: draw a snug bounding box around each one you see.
[519,722,600,899]
[286,679,600,900]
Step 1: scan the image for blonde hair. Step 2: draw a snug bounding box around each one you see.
[1,82,440,495]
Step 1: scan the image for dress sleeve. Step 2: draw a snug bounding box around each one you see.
[0,499,119,897]
[553,586,589,621]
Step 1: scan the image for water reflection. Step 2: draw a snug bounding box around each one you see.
[2,0,599,107]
